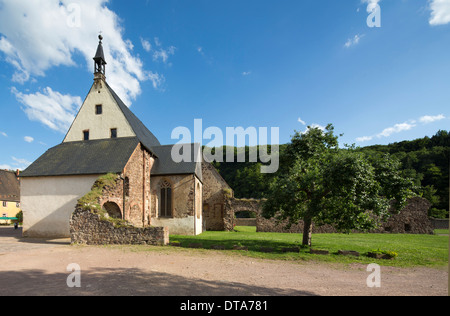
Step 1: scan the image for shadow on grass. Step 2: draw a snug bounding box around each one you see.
[170,234,305,254]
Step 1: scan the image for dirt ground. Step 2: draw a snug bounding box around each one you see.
[0,227,448,296]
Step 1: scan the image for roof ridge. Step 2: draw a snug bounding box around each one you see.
[104,82,161,155]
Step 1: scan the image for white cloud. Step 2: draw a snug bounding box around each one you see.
[376,122,416,138]
[151,37,176,64]
[0,131,7,137]
[356,114,447,143]
[362,0,381,13]
[0,0,163,106]
[419,114,446,124]
[24,136,34,143]
[11,87,82,133]
[310,123,326,131]
[356,121,416,143]
[0,164,12,170]
[301,123,326,135]
[429,0,450,25]
[11,156,32,170]
[242,71,252,76]
[298,117,306,126]
[345,34,364,48]
[140,37,152,52]
[356,136,373,142]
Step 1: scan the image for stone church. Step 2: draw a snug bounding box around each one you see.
[20,36,231,238]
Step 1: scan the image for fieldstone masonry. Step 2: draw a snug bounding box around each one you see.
[226,197,434,235]
[70,209,169,246]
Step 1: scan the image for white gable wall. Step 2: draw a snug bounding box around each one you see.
[21,175,101,238]
[63,81,135,143]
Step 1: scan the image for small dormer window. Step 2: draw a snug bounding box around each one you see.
[95,104,102,115]
[83,130,90,141]
[111,128,117,138]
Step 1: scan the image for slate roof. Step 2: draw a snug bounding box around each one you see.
[0,170,20,202]
[150,143,203,182]
[20,138,203,180]
[93,40,106,65]
[105,82,161,154]
[20,137,140,178]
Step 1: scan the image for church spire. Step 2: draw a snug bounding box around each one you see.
[93,34,107,79]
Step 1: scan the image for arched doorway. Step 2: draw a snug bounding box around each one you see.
[234,210,257,227]
[103,202,122,219]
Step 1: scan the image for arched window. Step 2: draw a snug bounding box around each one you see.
[159,180,172,218]
[103,202,122,219]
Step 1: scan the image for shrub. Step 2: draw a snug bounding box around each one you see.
[368,249,398,259]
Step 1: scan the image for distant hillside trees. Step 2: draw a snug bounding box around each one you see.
[210,129,449,219]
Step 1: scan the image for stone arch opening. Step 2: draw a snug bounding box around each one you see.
[103,201,122,219]
[235,210,257,218]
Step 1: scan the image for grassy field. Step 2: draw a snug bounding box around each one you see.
[170,227,449,268]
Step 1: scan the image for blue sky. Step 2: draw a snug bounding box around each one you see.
[0,0,449,170]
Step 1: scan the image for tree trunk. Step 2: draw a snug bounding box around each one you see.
[302,216,313,246]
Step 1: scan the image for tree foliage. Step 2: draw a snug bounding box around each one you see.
[212,129,449,219]
[261,125,415,246]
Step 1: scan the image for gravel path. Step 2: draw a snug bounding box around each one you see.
[0,227,447,296]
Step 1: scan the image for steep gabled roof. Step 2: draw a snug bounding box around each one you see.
[0,170,20,202]
[105,82,161,154]
[20,137,140,178]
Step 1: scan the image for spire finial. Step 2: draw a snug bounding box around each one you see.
[93,33,106,79]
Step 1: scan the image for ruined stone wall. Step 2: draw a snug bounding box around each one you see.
[70,209,169,246]
[256,197,434,234]
[96,144,154,228]
[221,196,433,234]
[257,217,335,234]
[430,218,449,230]
[202,162,233,231]
[224,198,262,231]
[98,177,123,218]
[370,197,433,234]
[122,144,154,227]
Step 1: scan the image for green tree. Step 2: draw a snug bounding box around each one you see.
[262,125,414,246]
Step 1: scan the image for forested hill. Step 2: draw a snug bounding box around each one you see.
[211,130,449,218]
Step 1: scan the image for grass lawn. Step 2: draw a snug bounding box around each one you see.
[170,227,449,268]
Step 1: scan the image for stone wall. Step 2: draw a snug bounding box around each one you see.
[369,197,434,234]
[430,218,449,230]
[122,143,154,227]
[235,218,257,226]
[226,197,434,235]
[224,198,262,231]
[96,143,154,228]
[202,162,233,231]
[70,209,169,246]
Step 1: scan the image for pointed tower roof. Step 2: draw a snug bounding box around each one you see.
[93,35,107,65]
